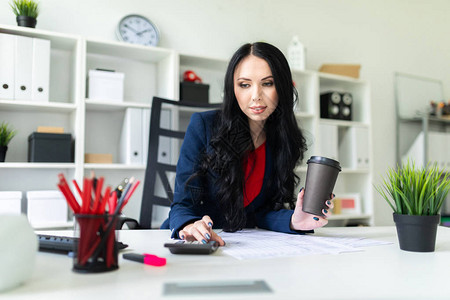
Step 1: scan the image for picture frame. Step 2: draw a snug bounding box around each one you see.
[332,193,362,215]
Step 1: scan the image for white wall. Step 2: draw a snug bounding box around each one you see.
[2,0,449,225]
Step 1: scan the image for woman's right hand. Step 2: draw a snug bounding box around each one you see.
[179,215,225,246]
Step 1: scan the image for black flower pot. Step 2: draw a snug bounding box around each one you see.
[0,146,7,162]
[16,16,37,28]
[393,213,440,252]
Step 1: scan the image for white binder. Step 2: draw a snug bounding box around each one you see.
[356,127,370,169]
[142,108,150,165]
[339,126,369,169]
[0,33,15,99]
[428,132,447,170]
[402,131,448,170]
[318,123,338,161]
[31,38,50,102]
[119,108,143,165]
[141,108,172,165]
[158,109,172,164]
[402,132,425,167]
[447,133,450,172]
[14,35,33,100]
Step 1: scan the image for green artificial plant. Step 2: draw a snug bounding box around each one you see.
[0,122,17,147]
[10,0,40,18]
[375,161,450,216]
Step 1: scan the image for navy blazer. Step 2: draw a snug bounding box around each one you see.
[161,110,308,238]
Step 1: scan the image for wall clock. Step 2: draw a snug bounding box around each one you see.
[116,14,160,46]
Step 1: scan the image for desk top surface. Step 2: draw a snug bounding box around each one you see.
[3,226,450,300]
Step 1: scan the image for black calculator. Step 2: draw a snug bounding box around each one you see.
[164,240,219,254]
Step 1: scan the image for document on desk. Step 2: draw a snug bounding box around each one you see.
[219,229,391,260]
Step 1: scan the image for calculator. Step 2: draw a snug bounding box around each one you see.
[164,240,219,255]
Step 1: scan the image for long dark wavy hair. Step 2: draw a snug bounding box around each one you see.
[195,42,307,231]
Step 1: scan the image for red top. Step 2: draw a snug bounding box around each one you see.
[243,142,266,207]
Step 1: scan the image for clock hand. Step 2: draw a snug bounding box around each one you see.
[124,24,139,33]
[136,29,153,35]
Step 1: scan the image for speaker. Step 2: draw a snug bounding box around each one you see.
[339,92,353,120]
[320,92,341,119]
[320,92,353,120]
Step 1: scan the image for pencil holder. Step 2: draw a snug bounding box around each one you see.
[73,214,119,273]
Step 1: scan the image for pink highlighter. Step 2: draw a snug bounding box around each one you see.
[123,253,166,267]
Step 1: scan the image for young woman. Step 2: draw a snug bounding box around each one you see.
[161,42,333,245]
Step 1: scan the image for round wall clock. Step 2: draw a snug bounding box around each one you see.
[116,14,160,46]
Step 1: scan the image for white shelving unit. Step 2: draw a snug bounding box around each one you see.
[293,70,373,226]
[0,24,373,227]
[0,26,81,217]
[398,116,450,171]
[81,38,178,220]
[394,72,450,218]
[395,72,449,171]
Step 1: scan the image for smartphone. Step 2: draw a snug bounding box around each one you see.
[164,240,219,255]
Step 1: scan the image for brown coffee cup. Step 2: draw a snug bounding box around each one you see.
[302,156,341,216]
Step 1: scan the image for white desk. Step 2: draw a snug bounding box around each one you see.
[3,226,450,299]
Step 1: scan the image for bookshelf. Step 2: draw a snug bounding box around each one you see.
[0,24,373,227]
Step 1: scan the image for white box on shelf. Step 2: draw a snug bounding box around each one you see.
[0,191,22,215]
[87,69,124,102]
[26,190,68,226]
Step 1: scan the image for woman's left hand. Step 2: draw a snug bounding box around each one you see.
[290,188,334,231]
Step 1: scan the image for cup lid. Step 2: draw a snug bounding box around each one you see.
[307,156,341,171]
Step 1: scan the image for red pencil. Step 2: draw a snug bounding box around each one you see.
[57,174,80,213]
[57,183,80,213]
[92,177,104,214]
[99,186,111,214]
[72,179,82,198]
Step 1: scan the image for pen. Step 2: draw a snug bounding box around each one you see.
[123,253,166,267]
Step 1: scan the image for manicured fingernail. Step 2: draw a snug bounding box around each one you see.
[324,209,328,214]
[332,194,336,198]
[205,233,211,239]
[181,235,185,239]
[313,217,319,221]
[208,222,213,227]
[327,200,331,205]
[299,187,304,192]
[202,239,207,244]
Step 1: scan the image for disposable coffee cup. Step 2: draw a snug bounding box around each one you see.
[302,156,341,216]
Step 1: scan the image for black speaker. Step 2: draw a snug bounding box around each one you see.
[339,92,352,120]
[320,92,353,120]
[320,92,341,119]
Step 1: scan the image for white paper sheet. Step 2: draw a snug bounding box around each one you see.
[219,229,391,260]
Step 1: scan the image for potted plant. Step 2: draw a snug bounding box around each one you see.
[0,122,17,162]
[10,0,40,28]
[375,161,450,252]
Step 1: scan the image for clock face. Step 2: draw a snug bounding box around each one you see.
[117,14,160,46]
